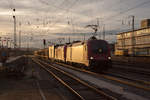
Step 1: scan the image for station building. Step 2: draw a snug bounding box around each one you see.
[115,19,150,56]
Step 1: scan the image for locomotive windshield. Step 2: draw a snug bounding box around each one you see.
[90,41,108,54]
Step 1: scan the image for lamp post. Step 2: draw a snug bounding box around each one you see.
[13,8,17,48]
[0,37,1,48]
[129,15,135,56]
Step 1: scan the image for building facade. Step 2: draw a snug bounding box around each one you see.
[115,26,150,56]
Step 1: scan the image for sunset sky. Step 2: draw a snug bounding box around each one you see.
[0,0,150,48]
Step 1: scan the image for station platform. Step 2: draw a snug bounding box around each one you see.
[0,56,22,66]
[0,57,73,100]
[6,56,22,63]
[0,76,66,100]
[0,56,25,72]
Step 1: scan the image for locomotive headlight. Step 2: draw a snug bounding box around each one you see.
[90,57,94,60]
[99,49,102,53]
[108,57,111,60]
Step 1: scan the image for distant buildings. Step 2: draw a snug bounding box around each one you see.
[115,19,150,56]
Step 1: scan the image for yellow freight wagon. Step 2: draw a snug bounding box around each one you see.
[54,45,66,62]
[49,45,55,59]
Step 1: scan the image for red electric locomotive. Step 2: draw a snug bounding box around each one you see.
[65,38,111,71]
[87,39,112,71]
[35,37,112,72]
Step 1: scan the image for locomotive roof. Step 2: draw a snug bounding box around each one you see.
[67,39,108,47]
[48,39,108,48]
[55,44,64,47]
[87,39,107,42]
[67,41,85,46]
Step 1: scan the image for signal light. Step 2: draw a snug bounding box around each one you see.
[43,39,46,45]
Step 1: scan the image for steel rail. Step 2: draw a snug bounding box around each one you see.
[36,56,150,86]
[54,60,150,86]
[112,61,150,70]
[36,55,150,75]
[32,58,85,100]
[34,58,117,100]
[103,72,150,86]
[112,64,150,76]
[53,61,150,91]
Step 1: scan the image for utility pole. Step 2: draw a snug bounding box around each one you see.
[97,18,100,39]
[13,8,17,48]
[97,18,103,39]
[10,40,13,48]
[103,24,105,40]
[0,37,1,48]
[83,34,85,41]
[2,39,3,48]
[68,37,70,43]
[19,22,21,49]
[43,39,46,49]
[6,38,8,48]
[131,15,135,56]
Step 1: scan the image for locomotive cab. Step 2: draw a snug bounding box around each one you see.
[87,39,112,71]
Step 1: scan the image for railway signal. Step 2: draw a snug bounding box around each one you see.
[43,39,46,48]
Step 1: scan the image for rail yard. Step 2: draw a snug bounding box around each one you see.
[1,0,150,100]
[0,46,150,100]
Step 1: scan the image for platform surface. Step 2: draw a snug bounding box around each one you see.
[0,60,72,100]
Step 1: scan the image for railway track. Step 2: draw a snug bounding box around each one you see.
[112,61,150,76]
[103,72,150,86]
[112,64,150,76]
[32,58,117,100]
[35,56,150,76]
[41,59,150,92]
[112,61,150,68]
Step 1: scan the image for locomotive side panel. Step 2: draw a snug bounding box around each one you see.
[55,46,65,61]
[83,43,89,66]
[71,45,84,63]
[66,43,89,66]
[66,46,72,62]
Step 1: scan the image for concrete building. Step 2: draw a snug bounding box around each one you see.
[115,19,150,56]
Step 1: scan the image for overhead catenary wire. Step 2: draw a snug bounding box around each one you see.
[51,0,150,35]
[105,0,150,23]
[4,0,150,29]
[26,0,116,35]
[35,0,82,36]
[100,0,150,37]
[6,0,14,9]
[3,0,150,47]
[38,0,80,12]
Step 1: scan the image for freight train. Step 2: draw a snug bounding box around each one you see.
[34,38,112,72]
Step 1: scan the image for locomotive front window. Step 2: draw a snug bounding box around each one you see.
[91,41,108,54]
